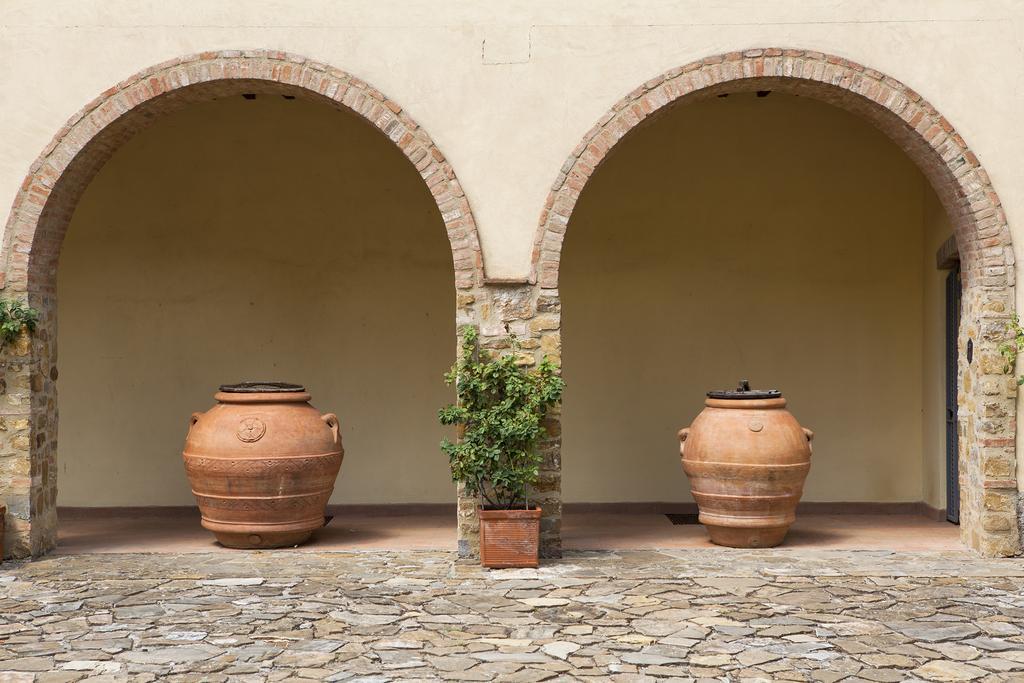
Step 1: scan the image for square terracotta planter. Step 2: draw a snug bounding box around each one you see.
[478,506,542,568]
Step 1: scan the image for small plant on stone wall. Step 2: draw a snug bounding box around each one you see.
[0,299,38,349]
[439,325,564,510]
[998,314,1024,386]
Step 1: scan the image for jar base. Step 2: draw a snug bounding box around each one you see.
[213,530,313,549]
[706,525,789,548]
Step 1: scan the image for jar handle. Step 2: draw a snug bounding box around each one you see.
[678,427,690,457]
[802,427,814,455]
[188,412,202,433]
[322,413,341,446]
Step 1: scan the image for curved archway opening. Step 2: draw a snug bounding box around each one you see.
[533,51,1019,557]
[561,91,958,548]
[57,94,457,528]
[0,53,483,558]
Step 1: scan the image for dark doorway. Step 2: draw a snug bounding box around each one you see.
[945,264,961,524]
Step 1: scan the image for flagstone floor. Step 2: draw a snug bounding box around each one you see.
[1,549,1023,682]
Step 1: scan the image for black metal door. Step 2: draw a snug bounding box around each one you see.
[945,265,961,524]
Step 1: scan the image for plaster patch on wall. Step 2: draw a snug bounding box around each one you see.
[482,26,531,65]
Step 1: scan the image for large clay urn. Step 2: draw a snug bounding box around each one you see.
[679,380,812,548]
[183,382,343,549]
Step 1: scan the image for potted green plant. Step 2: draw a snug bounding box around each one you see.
[440,326,564,568]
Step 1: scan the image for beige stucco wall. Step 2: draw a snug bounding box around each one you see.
[561,93,946,504]
[57,96,456,505]
[1,1,1022,492]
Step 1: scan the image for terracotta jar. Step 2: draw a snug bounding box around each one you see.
[183,382,343,549]
[679,381,812,548]
[479,507,542,568]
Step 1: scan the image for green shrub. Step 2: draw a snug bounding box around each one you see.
[0,299,38,349]
[440,326,564,510]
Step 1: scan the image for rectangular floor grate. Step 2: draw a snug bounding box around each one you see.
[666,513,700,525]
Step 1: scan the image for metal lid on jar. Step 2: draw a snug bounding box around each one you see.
[707,379,781,400]
[218,382,306,393]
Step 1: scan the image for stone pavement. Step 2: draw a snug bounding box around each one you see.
[1,549,1023,682]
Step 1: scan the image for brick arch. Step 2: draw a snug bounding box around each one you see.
[0,50,486,558]
[530,48,1019,556]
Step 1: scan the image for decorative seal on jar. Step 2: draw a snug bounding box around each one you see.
[678,380,812,548]
[183,382,344,549]
[236,416,267,443]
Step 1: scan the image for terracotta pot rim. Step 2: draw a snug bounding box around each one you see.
[478,506,542,519]
[214,391,312,404]
[704,397,787,409]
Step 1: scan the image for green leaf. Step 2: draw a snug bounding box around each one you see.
[0,299,38,348]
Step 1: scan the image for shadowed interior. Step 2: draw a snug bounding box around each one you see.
[561,92,953,509]
[57,95,457,506]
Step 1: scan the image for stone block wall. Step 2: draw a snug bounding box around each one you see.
[454,284,563,558]
[0,330,35,557]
